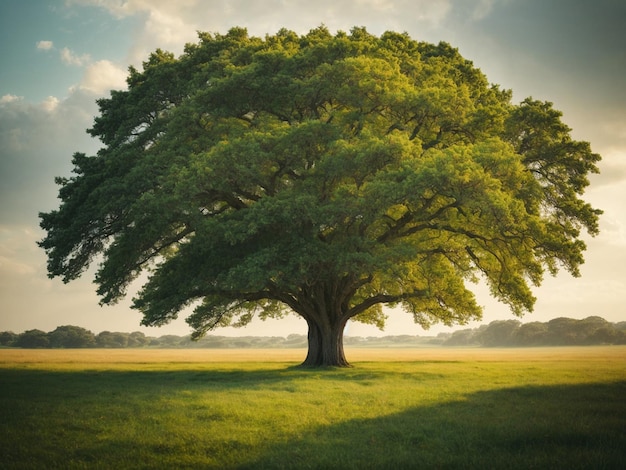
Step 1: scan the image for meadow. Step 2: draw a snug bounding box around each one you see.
[1,347,625,469]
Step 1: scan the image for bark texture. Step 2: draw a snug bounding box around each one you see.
[301,316,350,367]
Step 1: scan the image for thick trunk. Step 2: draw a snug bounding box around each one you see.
[301,316,350,367]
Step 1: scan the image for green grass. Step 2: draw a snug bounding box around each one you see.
[1,348,625,469]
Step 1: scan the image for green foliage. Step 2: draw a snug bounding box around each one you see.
[0,331,17,347]
[48,325,96,348]
[95,330,150,348]
[14,329,50,348]
[1,351,625,468]
[38,27,601,365]
[4,328,150,349]
[442,316,626,347]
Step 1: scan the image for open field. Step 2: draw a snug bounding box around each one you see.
[3,345,624,364]
[1,346,625,469]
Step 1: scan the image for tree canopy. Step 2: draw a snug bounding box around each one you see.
[39,26,601,366]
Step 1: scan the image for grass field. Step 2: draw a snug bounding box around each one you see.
[1,346,625,469]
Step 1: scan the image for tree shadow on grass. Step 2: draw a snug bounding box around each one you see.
[240,381,626,470]
[1,367,625,469]
[0,364,448,396]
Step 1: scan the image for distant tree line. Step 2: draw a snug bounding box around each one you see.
[0,326,311,349]
[0,317,624,349]
[0,326,151,349]
[440,316,626,347]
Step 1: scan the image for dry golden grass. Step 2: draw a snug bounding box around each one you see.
[1,345,624,365]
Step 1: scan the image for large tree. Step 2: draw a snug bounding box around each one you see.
[39,27,601,366]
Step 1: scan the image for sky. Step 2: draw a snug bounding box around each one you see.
[1,0,625,338]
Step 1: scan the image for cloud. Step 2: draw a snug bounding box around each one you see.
[70,0,456,63]
[142,5,195,47]
[0,81,116,332]
[77,60,128,95]
[40,96,60,113]
[1,94,22,105]
[36,40,54,50]
[60,47,91,66]
[0,89,100,226]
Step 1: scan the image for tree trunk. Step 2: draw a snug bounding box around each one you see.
[301,316,350,367]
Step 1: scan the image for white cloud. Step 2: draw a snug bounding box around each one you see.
[69,0,456,63]
[77,60,128,95]
[60,47,91,66]
[1,94,22,105]
[0,87,100,225]
[142,6,195,47]
[36,40,54,50]
[40,96,60,112]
